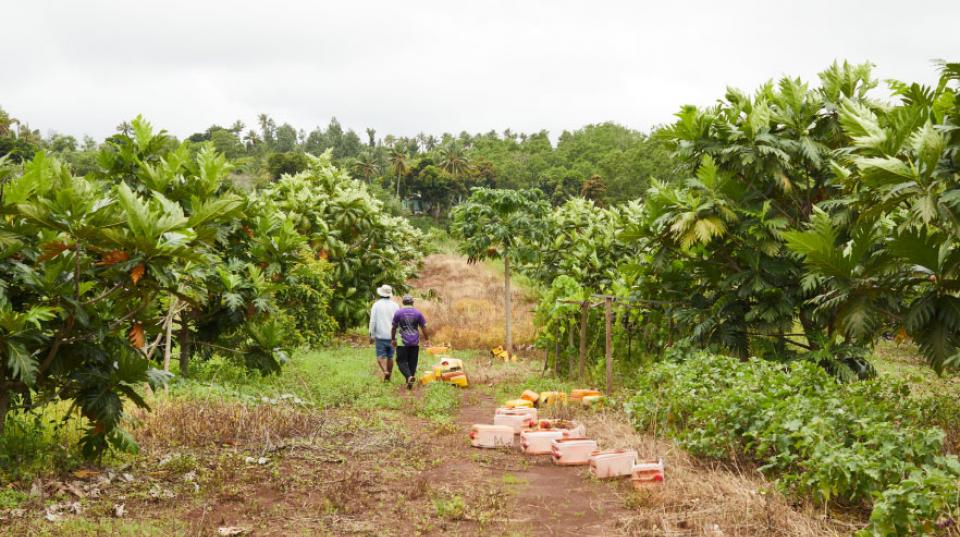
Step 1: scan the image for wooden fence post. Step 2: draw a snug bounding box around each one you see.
[578,301,588,381]
[604,296,613,395]
[554,326,561,375]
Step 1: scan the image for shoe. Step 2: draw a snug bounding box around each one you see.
[406,376,415,390]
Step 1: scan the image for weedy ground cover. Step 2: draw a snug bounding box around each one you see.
[628,353,960,536]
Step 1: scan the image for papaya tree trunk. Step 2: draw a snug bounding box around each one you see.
[179,311,192,377]
[504,256,513,355]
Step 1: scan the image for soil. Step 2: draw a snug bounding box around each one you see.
[452,393,631,536]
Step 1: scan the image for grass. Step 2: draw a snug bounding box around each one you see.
[0,403,95,482]
[0,488,28,509]
[415,382,461,426]
[501,473,526,486]
[432,494,467,520]
[165,346,403,410]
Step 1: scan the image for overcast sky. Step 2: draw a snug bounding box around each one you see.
[2,1,956,142]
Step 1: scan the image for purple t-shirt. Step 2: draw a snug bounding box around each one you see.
[392,307,426,346]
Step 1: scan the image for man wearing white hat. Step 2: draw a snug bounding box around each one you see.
[369,284,400,381]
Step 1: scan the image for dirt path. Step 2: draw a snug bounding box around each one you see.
[453,393,631,535]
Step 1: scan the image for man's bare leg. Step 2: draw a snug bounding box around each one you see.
[377,357,393,381]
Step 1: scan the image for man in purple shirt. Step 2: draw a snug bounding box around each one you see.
[391,295,429,390]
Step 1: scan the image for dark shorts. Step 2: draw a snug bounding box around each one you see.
[375,339,394,359]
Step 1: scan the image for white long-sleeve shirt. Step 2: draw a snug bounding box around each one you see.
[369,298,399,340]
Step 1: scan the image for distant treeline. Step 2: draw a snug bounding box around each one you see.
[0,109,679,215]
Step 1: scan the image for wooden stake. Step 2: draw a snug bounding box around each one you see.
[504,256,513,355]
[578,301,588,381]
[604,296,613,395]
[162,298,178,373]
[554,326,561,375]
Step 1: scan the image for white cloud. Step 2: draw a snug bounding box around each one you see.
[2,0,954,141]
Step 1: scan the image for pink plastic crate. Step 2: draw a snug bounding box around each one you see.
[469,424,514,448]
[520,430,566,454]
[533,419,585,437]
[494,409,538,434]
[631,458,665,487]
[550,437,598,466]
[589,449,638,479]
[495,406,537,421]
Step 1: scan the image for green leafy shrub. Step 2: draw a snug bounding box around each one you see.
[627,353,960,535]
[0,408,83,481]
[276,253,337,347]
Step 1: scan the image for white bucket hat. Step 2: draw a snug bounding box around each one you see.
[376,284,393,298]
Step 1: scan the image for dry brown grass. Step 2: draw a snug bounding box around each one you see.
[581,411,854,536]
[409,254,537,350]
[130,399,326,450]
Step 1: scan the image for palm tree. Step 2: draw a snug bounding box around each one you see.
[257,113,275,145]
[351,151,381,183]
[243,129,261,151]
[0,107,18,137]
[389,147,410,198]
[437,143,471,178]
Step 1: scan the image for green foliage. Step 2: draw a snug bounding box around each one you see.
[0,488,28,510]
[628,353,960,534]
[617,63,879,360]
[449,188,550,265]
[276,253,337,347]
[254,154,424,328]
[0,407,84,481]
[0,116,420,460]
[0,121,235,455]
[530,198,638,292]
[433,494,467,520]
[267,151,309,180]
[788,62,960,374]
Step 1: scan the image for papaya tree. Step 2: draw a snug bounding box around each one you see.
[450,188,549,354]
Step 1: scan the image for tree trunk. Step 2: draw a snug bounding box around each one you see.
[604,297,614,395]
[504,256,513,355]
[554,327,561,375]
[567,318,575,377]
[396,173,401,199]
[179,311,192,377]
[162,299,177,372]
[578,301,588,381]
[799,311,822,351]
[0,386,9,436]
